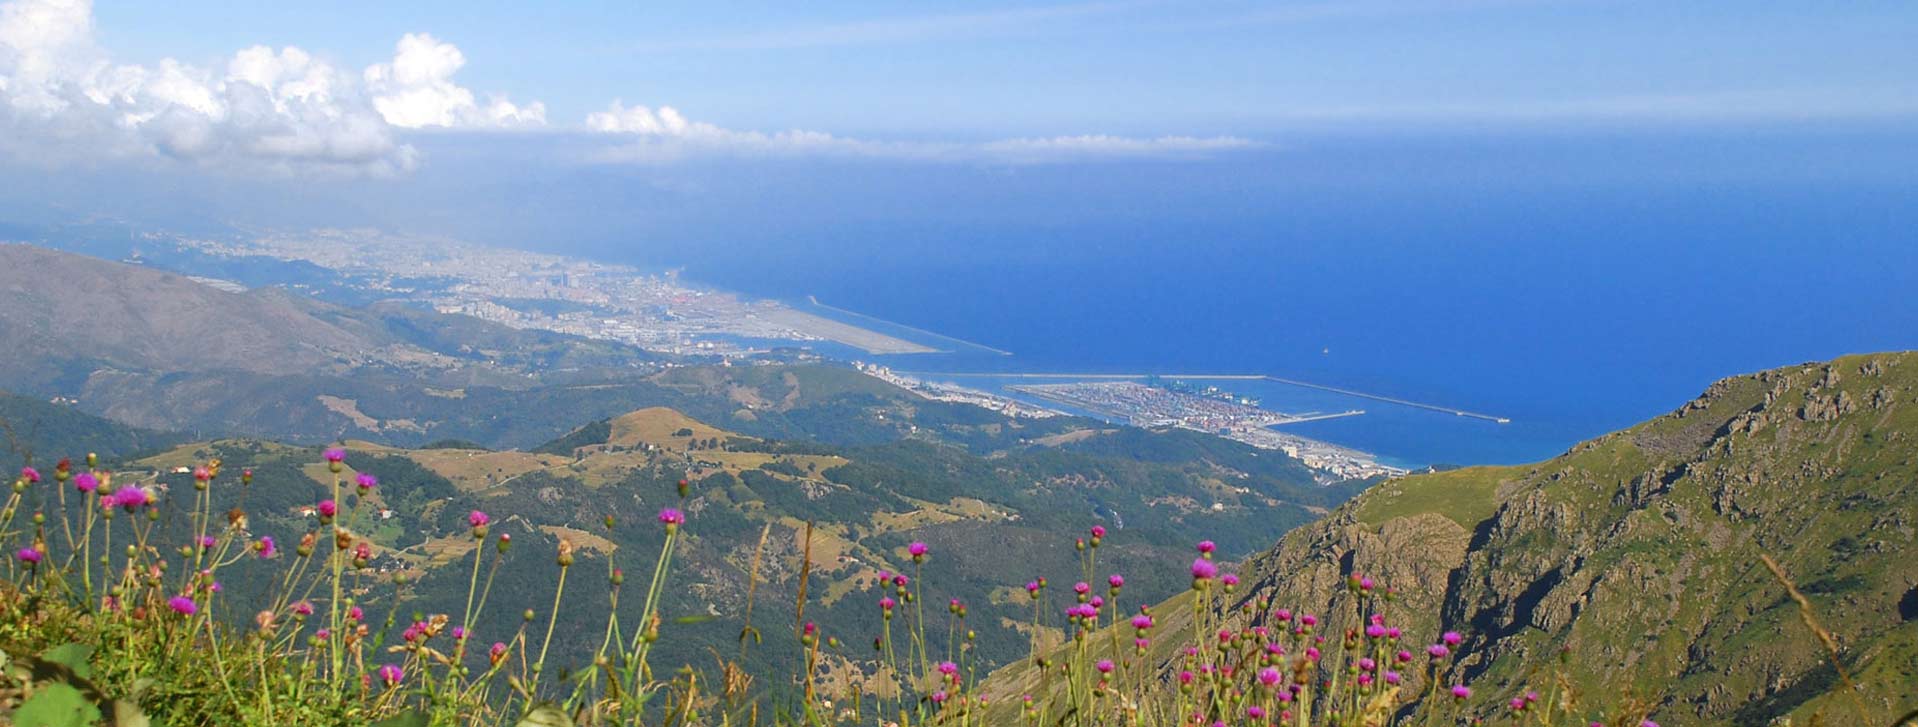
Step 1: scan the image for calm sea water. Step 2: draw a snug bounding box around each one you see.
[566,130,1918,467]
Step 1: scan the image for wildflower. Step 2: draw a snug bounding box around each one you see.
[1196,540,1216,555]
[193,466,212,484]
[1258,667,1281,687]
[1095,659,1114,674]
[452,626,468,641]
[930,691,948,704]
[1247,706,1266,720]
[378,663,404,687]
[469,510,491,538]
[1074,581,1091,595]
[1299,614,1318,627]
[1384,670,1402,685]
[1190,558,1219,581]
[879,596,896,616]
[1089,525,1106,539]
[1221,573,1240,589]
[1026,581,1042,598]
[356,473,378,491]
[74,471,98,493]
[938,661,959,676]
[489,642,508,666]
[292,601,314,617]
[1131,615,1154,630]
[1641,721,1660,727]
[1108,574,1125,589]
[199,535,216,549]
[1443,631,1463,646]
[168,596,198,616]
[16,547,43,565]
[1275,608,1292,622]
[908,541,929,562]
[1396,649,1413,663]
[658,507,684,533]
[317,499,338,519]
[1451,685,1471,699]
[114,486,149,510]
[348,606,364,621]
[1428,644,1450,659]
[256,535,278,559]
[20,466,39,483]
[314,628,331,640]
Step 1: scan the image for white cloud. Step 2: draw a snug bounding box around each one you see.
[363,33,544,129]
[585,100,1257,164]
[0,0,544,175]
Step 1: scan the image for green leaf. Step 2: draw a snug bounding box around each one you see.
[38,644,94,679]
[370,712,430,727]
[14,682,102,727]
[672,614,716,625]
[515,704,575,727]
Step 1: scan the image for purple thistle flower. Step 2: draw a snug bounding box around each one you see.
[1131,615,1154,630]
[324,447,346,464]
[317,500,338,518]
[1095,659,1114,674]
[1196,540,1216,554]
[19,466,40,483]
[356,473,378,490]
[257,535,278,559]
[74,472,98,493]
[292,601,314,616]
[16,547,43,564]
[1089,525,1106,538]
[1190,558,1218,580]
[1258,667,1281,686]
[1443,631,1463,646]
[907,541,929,559]
[168,595,198,616]
[657,508,685,526]
[1451,685,1471,699]
[1108,574,1125,588]
[469,510,490,528]
[1221,573,1239,587]
[378,663,404,687]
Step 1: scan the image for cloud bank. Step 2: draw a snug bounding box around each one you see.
[0,0,541,175]
[584,100,1258,165]
[0,0,1254,174]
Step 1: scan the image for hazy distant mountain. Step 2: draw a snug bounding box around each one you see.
[0,243,662,439]
[984,352,1918,724]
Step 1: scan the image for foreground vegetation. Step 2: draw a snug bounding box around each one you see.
[0,449,1706,727]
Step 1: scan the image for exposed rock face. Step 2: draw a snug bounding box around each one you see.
[1213,352,1918,725]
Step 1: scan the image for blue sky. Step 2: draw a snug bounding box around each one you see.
[31,1,1914,153]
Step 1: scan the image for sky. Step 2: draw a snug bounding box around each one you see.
[1,0,1914,177]
[2,0,1916,463]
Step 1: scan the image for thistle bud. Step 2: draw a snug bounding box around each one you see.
[87,452,99,468]
[611,568,624,586]
[524,609,536,623]
[603,514,615,529]
[497,533,512,554]
[677,478,690,498]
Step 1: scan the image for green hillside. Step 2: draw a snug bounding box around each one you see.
[980,352,1918,724]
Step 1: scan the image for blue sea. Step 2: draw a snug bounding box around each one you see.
[543,128,1918,467]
